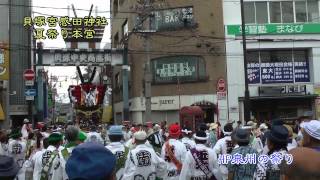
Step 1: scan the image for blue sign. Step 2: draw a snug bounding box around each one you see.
[247,63,260,84]
[247,61,310,84]
[294,61,310,82]
[25,89,36,96]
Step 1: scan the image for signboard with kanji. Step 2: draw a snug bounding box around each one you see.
[151,56,206,83]
[247,61,309,84]
[227,23,320,36]
[40,49,123,66]
[152,7,196,31]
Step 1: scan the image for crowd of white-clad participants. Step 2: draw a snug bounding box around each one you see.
[1,115,320,180]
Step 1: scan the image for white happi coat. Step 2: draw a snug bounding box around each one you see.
[8,139,27,167]
[180,144,223,180]
[32,145,60,180]
[122,144,167,180]
[0,142,8,156]
[161,139,187,180]
[213,135,234,180]
[51,145,77,180]
[106,142,126,180]
[85,131,104,144]
[181,137,196,151]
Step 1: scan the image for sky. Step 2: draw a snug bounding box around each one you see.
[33,0,111,103]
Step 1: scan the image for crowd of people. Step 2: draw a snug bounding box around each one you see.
[0,116,320,180]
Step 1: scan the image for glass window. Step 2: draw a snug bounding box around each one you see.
[247,51,260,62]
[307,0,319,22]
[270,51,292,62]
[270,2,281,23]
[260,51,271,62]
[296,1,307,22]
[282,1,294,23]
[294,50,307,62]
[244,2,255,24]
[256,2,268,23]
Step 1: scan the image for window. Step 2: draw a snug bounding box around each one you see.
[296,1,307,22]
[270,2,281,23]
[307,0,319,22]
[122,20,128,38]
[244,2,255,24]
[114,33,119,48]
[244,1,319,24]
[282,2,294,23]
[247,49,310,84]
[256,2,268,24]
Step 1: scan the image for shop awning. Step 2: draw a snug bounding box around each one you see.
[0,103,5,120]
[239,94,318,101]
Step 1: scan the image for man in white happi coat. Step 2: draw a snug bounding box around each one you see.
[8,128,27,179]
[106,125,128,180]
[85,125,104,145]
[213,123,235,180]
[33,133,63,180]
[51,126,83,180]
[180,127,196,151]
[180,131,223,180]
[122,130,167,180]
[161,124,187,180]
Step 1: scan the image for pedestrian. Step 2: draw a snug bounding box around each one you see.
[33,133,63,180]
[66,142,116,180]
[180,130,223,180]
[259,123,269,146]
[208,123,218,148]
[8,128,27,172]
[0,155,20,180]
[300,120,320,150]
[280,147,320,180]
[147,124,164,154]
[122,130,167,180]
[214,123,235,180]
[244,121,264,153]
[227,128,258,180]
[284,125,297,151]
[85,125,104,144]
[255,125,289,180]
[21,119,32,140]
[0,130,9,156]
[105,125,128,179]
[180,127,195,151]
[51,126,80,180]
[161,123,187,180]
[216,122,223,140]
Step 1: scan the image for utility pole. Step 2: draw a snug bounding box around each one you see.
[144,0,152,124]
[240,0,251,122]
[122,41,129,123]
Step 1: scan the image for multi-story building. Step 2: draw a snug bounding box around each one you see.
[111,0,227,124]
[224,0,320,124]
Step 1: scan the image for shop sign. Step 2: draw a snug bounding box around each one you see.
[152,56,205,83]
[259,85,306,96]
[41,49,123,66]
[227,23,320,36]
[152,7,195,31]
[247,62,309,84]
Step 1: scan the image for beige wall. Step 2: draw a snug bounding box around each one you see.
[111,0,226,103]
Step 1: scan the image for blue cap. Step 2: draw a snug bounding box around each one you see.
[66,142,116,180]
[108,125,123,136]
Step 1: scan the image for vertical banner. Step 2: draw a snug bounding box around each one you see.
[0,43,9,80]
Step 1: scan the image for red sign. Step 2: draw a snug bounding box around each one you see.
[217,78,226,92]
[23,69,35,81]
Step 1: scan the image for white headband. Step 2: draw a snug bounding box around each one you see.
[193,134,208,141]
[182,129,193,134]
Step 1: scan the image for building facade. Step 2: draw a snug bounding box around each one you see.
[111,0,227,124]
[224,0,320,124]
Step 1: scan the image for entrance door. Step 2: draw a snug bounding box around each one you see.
[256,111,271,124]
